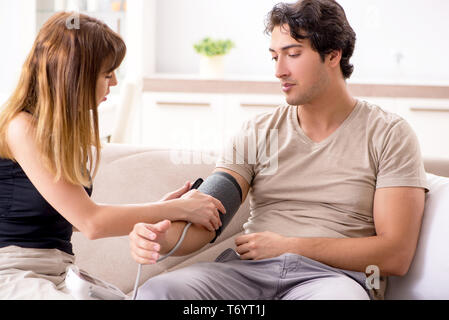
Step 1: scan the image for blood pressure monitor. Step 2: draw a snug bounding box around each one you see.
[65,265,128,300]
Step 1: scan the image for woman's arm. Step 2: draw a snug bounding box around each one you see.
[6,113,223,240]
[72,181,193,233]
[129,168,251,264]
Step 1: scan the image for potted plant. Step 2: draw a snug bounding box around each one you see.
[193,37,235,78]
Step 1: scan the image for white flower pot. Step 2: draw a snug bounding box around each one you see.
[199,55,225,78]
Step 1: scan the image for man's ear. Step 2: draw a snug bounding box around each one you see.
[327,50,342,67]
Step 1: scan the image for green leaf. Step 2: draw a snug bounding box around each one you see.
[193,37,235,57]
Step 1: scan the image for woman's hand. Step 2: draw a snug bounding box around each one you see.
[178,189,226,232]
[159,181,192,202]
[159,181,225,232]
[129,220,171,265]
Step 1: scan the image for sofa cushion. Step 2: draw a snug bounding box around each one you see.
[386,173,449,299]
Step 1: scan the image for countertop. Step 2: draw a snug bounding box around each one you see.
[143,74,449,99]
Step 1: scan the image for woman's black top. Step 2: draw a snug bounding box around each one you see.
[0,158,93,256]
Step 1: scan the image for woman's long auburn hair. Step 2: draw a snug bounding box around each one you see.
[0,12,126,187]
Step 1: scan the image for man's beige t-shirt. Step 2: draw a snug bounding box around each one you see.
[217,99,428,240]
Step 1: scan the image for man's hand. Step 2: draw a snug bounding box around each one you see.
[129,220,171,265]
[235,231,289,260]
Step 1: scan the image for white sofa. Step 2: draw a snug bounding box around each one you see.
[72,143,449,300]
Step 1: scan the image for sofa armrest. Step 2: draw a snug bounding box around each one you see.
[424,158,449,177]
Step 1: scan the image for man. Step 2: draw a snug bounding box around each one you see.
[130,0,428,300]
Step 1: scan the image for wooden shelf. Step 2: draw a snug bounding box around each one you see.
[143,75,449,99]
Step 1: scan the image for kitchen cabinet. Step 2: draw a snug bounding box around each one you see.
[138,92,283,152]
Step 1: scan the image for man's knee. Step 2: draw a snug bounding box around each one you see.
[136,264,213,300]
[285,276,370,300]
[136,274,165,300]
[137,273,190,300]
[309,276,370,300]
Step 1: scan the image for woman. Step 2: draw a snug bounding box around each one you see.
[0,12,224,300]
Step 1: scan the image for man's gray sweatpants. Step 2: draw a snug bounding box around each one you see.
[137,248,371,300]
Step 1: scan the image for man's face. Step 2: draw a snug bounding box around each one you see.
[270,24,329,106]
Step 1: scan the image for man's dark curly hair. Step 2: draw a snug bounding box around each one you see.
[265,0,356,79]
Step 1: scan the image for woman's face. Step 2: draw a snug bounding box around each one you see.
[96,69,118,106]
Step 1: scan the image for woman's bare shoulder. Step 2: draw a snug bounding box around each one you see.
[5,112,35,156]
[6,112,34,138]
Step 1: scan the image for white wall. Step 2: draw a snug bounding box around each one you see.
[2,0,449,99]
[125,0,156,78]
[154,0,449,84]
[341,0,449,85]
[0,0,36,104]
[154,0,293,77]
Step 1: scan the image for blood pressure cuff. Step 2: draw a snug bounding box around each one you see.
[196,171,243,243]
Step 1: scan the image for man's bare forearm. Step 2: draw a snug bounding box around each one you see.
[287,235,412,276]
[158,221,216,256]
